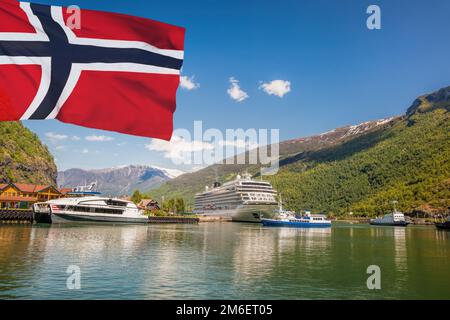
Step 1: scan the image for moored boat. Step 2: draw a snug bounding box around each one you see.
[435,216,450,231]
[369,211,409,226]
[33,196,149,224]
[369,201,409,227]
[261,211,332,228]
[194,173,278,222]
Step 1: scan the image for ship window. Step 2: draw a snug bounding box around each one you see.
[71,206,123,215]
[105,199,127,207]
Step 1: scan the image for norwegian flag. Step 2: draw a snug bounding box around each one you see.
[0,0,185,140]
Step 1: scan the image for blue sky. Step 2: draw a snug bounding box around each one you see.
[21,0,450,171]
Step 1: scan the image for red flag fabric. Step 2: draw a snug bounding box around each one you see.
[0,0,185,140]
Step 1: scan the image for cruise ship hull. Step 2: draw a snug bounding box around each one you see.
[198,204,278,223]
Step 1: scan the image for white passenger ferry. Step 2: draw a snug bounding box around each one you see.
[369,211,409,227]
[33,196,148,224]
[194,173,278,222]
[369,201,409,227]
[261,203,332,228]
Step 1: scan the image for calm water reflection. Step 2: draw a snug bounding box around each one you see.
[0,223,449,299]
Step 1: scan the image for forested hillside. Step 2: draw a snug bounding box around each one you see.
[0,122,57,185]
[150,86,450,216]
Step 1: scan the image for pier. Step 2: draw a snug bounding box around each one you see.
[0,209,33,223]
[147,216,199,224]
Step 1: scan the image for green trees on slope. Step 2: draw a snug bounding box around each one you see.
[0,121,57,185]
[268,109,449,216]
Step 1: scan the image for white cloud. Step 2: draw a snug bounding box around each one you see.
[71,136,81,141]
[85,135,114,142]
[227,77,248,102]
[54,145,66,151]
[81,148,89,154]
[180,75,200,90]
[145,135,214,161]
[259,79,291,97]
[45,132,68,141]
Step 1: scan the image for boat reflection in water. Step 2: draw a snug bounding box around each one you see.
[0,223,449,299]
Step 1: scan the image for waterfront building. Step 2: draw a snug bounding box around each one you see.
[0,183,61,209]
[138,199,160,212]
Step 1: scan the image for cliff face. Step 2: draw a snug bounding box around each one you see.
[0,122,57,185]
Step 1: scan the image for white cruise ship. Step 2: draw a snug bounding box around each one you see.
[194,173,278,222]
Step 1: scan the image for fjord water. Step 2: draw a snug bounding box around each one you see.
[0,223,449,299]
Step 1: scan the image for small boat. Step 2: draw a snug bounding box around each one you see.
[370,201,409,227]
[435,216,450,231]
[261,211,332,228]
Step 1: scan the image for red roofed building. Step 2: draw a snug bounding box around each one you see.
[0,183,61,210]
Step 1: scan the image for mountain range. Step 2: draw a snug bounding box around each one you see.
[58,165,184,196]
[149,86,450,216]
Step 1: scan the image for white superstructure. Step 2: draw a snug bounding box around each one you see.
[33,196,148,224]
[194,173,278,222]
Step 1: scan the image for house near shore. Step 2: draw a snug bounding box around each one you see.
[0,183,61,210]
[138,199,160,212]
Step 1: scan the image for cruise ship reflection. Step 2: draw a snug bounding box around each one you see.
[231,226,332,284]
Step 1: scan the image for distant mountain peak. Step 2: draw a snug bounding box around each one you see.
[58,165,185,196]
[407,85,450,116]
[284,116,398,150]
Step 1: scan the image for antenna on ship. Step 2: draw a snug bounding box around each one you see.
[392,200,398,213]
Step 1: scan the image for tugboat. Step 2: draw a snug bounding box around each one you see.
[435,216,450,231]
[369,201,409,227]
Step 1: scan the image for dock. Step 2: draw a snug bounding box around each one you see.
[198,216,232,222]
[0,210,230,225]
[147,216,199,224]
[0,209,34,223]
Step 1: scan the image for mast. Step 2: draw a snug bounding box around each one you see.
[392,200,398,213]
